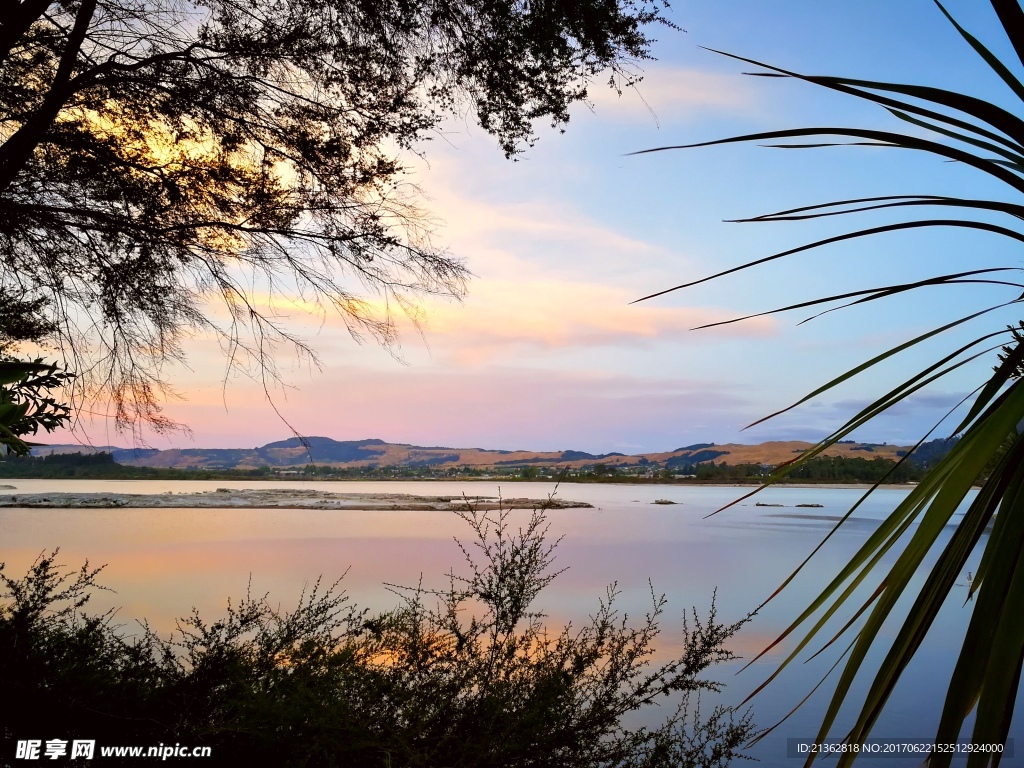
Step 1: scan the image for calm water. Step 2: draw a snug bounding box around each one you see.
[0,479,1016,766]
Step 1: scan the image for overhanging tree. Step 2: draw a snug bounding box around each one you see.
[0,0,671,433]
[637,1,1024,764]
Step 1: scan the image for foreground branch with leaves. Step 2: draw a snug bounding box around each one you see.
[0,504,752,767]
[0,359,72,456]
[638,1,1024,764]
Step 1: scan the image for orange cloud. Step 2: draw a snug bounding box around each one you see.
[214,274,776,365]
[400,280,777,362]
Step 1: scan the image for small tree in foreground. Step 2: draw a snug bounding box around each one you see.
[0,504,752,767]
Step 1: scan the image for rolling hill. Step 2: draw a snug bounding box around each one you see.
[30,437,942,471]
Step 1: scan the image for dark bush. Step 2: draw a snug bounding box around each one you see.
[0,505,752,767]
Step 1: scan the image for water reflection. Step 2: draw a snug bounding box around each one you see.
[0,480,1015,766]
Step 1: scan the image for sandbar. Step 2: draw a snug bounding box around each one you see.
[0,488,592,511]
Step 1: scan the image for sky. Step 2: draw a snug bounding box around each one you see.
[64,0,1024,453]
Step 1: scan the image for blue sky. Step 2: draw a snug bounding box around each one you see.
[67,0,1024,453]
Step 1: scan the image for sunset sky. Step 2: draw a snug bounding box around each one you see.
[66,0,1024,453]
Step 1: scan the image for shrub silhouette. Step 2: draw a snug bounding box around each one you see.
[0,504,752,767]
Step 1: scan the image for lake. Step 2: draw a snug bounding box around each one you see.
[0,479,1016,766]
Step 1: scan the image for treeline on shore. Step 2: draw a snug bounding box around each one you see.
[0,451,278,480]
[0,445,954,483]
[678,456,924,484]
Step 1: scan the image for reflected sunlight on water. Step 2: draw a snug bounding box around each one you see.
[0,480,1014,766]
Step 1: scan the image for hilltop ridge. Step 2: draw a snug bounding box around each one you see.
[30,437,947,472]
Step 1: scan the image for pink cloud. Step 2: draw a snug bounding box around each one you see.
[246,279,777,365]
[53,368,753,451]
[409,280,776,362]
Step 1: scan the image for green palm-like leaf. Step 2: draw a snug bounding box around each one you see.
[636,2,1024,764]
[0,360,74,456]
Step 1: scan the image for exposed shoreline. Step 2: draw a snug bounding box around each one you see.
[680,482,921,491]
[0,479,922,490]
[0,488,593,510]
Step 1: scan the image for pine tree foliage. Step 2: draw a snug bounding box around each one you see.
[0,0,671,431]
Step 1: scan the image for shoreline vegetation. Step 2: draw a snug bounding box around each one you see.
[0,447,958,485]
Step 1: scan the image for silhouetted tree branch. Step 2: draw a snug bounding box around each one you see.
[0,0,671,435]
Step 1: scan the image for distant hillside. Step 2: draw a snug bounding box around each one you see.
[30,436,958,472]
